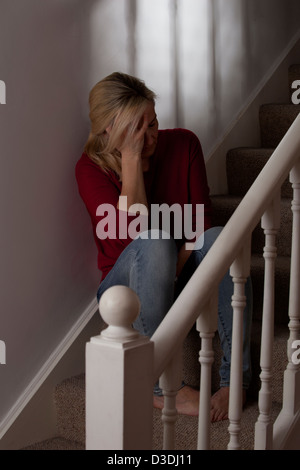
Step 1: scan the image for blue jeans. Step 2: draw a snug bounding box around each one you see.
[97,227,252,394]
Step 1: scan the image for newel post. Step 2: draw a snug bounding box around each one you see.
[86,286,154,450]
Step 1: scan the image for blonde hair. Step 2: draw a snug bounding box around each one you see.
[84,72,156,177]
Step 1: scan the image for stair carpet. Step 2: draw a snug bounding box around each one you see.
[24,65,300,450]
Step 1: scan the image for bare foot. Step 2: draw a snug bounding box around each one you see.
[211,387,247,422]
[210,387,230,422]
[153,385,199,416]
[153,395,164,410]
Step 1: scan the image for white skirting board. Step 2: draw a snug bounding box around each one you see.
[0,298,101,450]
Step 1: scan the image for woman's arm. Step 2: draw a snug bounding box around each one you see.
[117,115,149,214]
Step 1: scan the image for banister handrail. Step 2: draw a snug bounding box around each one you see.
[152,113,300,381]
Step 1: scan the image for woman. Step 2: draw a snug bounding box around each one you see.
[76,72,252,421]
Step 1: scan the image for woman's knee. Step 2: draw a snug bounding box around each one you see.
[134,230,177,273]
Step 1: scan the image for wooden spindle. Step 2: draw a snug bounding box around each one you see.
[274,160,300,449]
[255,193,280,450]
[282,161,300,413]
[160,347,182,450]
[228,238,251,450]
[197,293,218,450]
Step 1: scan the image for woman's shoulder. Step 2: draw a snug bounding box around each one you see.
[157,128,201,154]
[76,152,93,173]
[75,152,119,186]
[76,152,99,171]
[158,128,200,145]
[159,127,197,137]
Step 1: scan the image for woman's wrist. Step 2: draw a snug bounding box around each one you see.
[121,150,142,163]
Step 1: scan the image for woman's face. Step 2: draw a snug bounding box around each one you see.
[141,102,159,171]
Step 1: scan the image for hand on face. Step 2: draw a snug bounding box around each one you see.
[119,114,150,159]
[106,102,158,172]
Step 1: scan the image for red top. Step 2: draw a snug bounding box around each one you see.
[75,128,212,280]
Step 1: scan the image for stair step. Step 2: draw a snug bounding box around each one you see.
[259,104,300,148]
[23,437,84,450]
[153,400,282,450]
[54,374,85,446]
[44,322,288,450]
[226,147,292,199]
[211,195,293,257]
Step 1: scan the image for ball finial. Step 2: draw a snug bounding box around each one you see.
[99,286,141,340]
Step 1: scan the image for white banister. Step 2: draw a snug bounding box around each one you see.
[86,115,300,450]
[285,160,300,405]
[273,160,300,449]
[152,114,300,383]
[86,286,154,450]
[255,193,281,450]
[281,161,300,412]
[227,238,251,450]
[197,292,218,450]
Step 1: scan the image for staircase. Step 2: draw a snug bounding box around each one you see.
[23,65,300,450]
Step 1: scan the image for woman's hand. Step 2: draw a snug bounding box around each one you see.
[116,113,149,211]
[119,115,149,160]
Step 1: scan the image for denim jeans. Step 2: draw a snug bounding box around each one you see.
[97,227,252,394]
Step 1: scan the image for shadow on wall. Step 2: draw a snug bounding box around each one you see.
[89,0,300,156]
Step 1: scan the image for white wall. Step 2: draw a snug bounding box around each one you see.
[0,0,300,438]
[0,0,101,429]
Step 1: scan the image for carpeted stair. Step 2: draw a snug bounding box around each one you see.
[24,65,300,450]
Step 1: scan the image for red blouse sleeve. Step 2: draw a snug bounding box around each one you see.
[75,154,145,277]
